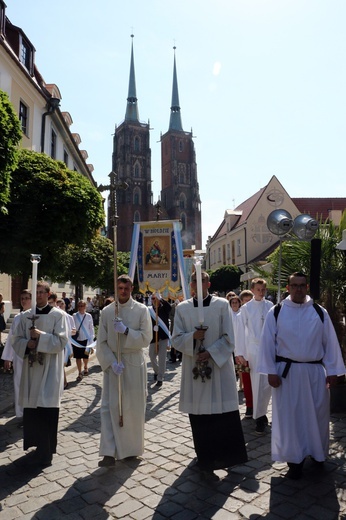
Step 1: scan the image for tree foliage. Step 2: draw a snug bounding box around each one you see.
[58,238,130,293]
[0,90,22,212]
[209,264,242,294]
[0,149,105,280]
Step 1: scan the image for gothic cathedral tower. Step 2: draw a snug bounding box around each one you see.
[160,48,202,249]
[110,40,201,251]
[110,35,153,251]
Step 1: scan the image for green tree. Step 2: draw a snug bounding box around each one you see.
[0,90,22,213]
[0,149,105,284]
[60,238,130,295]
[209,265,242,294]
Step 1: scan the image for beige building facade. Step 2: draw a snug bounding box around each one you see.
[205,176,303,275]
[0,1,97,310]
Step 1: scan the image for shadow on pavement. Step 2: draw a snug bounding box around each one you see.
[29,458,141,519]
[151,459,256,519]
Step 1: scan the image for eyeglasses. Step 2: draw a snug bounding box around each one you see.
[289,284,307,289]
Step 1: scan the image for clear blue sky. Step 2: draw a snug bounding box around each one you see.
[6,0,346,246]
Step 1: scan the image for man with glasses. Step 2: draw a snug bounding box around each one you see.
[12,281,68,467]
[172,271,247,482]
[258,272,345,480]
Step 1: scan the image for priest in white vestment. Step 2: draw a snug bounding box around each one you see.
[12,282,68,467]
[97,275,152,467]
[258,272,345,480]
[172,271,247,482]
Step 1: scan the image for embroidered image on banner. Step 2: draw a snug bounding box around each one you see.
[134,221,182,296]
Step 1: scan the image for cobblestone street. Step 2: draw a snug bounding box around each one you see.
[1,349,346,519]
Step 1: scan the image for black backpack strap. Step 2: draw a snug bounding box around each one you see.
[313,303,324,323]
[274,301,323,322]
[274,303,281,322]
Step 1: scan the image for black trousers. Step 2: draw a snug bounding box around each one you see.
[23,407,59,459]
[189,410,248,471]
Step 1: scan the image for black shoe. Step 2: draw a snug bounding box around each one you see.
[25,451,52,467]
[98,456,116,467]
[245,407,253,418]
[155,381,162,388]
[153,373,158,381]
[285,461,304,480]
[200,470,220,482]
[255,416,267,435]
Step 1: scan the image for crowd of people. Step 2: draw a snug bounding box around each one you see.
[1,272,345,483]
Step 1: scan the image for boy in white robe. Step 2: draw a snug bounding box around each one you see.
[235,278,273,434]
[258,272,345,479]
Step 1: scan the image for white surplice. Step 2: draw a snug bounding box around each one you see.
[172,295,239,415]
[235,298,273,419]
[2,313,23,417]
[96,298,152,460]
[12,307,68,409]
[258,296,345,463]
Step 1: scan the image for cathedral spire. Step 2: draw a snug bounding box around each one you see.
[125,34,139,122]
[169,46,183,132]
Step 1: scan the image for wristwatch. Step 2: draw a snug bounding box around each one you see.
[124,327,129,336]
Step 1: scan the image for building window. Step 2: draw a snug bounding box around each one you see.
[134,211,140,222]
[134,163,140,178]
[51,129,57,159]
[237,239,241,256]
[63,149,69,166]
[218,248,221,262]
[179,140,183,152]
[227,244,231,261]
[20,37,32,73]
[181,213,186,230]
[179,193,186,209]
[134,136,140,152]
[133,187,141,205]
[19,101,29,135]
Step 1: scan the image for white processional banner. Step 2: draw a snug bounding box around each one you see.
[129,220,189,299]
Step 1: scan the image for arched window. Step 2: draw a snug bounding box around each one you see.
[134,136,140,152]
[179,193,186,209]
[180,212,186,230]
[133,187,141,205]
[134,163,140,178]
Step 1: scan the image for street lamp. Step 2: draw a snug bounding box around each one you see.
[267,210,319,302]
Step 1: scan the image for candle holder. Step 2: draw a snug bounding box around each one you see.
[28,254,43,367]
[192,325,211,382]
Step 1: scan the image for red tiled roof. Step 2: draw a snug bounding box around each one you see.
[292,198,346,221]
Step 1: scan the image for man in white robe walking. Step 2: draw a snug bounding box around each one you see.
[12,281,68,467]
[172,271,247,482]
[258,272,345,479]
[97,275,152,467]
